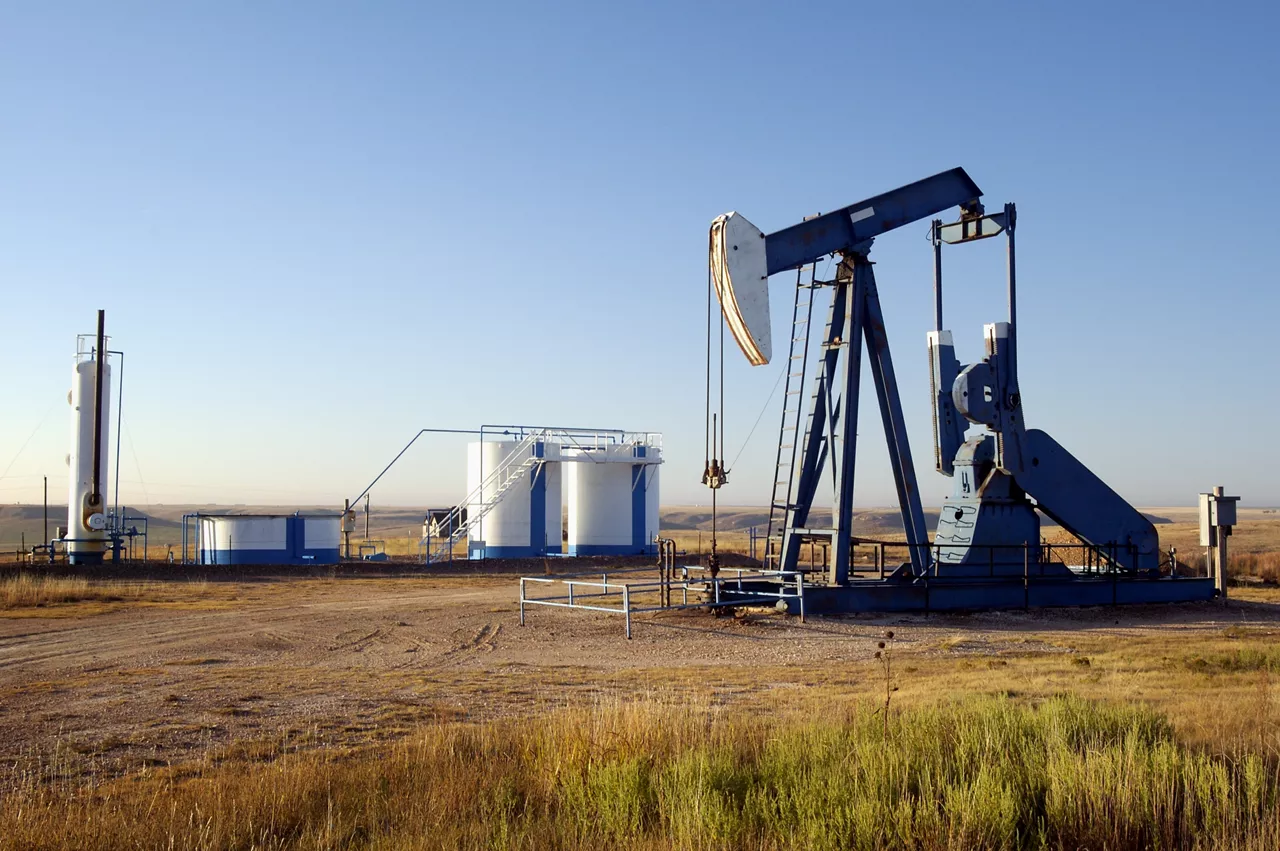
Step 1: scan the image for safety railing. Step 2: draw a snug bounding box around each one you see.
[518,564,805,639]
[423,430,548,564]
[760,536,1161,580]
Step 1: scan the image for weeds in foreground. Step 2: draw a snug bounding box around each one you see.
[0,574,134,608]
[1231,552,1280,583]
[3,694,1279,850]
[0,573,205,609]
[873,629,897,736]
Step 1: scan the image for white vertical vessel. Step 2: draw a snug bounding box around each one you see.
[465,439,561,558]
[565,442,661,555]
[67,334,111,564]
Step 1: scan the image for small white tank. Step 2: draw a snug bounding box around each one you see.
[466,439,561,558]
[66,350,111,564]
[566,443,661,555]
[199,515,286,565]
[198,514,340,565]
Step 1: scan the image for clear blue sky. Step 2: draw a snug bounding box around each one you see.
[1,1,1276,511]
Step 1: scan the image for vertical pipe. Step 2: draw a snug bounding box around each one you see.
[43,477,48,545]
[519,578,526,626]
[1213,485,1228,597]
[1023,543,1029,609]
[1005,203,1018,384]
[1217,526,1228,597]
[113,351,124,529]
[931,219,943,331]
[831,275,864,584]
[623,585,632,640]
[90,310,105,507]
[477,429,486,557]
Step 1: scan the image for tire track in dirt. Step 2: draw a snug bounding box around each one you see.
[0,585,516,673]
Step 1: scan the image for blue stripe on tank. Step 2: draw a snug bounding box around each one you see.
[530,462,546,552]
[631,465,647,549]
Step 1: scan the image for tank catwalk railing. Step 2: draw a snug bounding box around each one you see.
[480,425,662,455]
[518,564,805,639]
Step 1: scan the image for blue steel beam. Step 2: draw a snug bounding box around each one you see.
[859,262,931,574]
[829,266,865,585]
[764,168,983,276]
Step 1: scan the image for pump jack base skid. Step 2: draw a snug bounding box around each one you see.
[737,573,1217,615]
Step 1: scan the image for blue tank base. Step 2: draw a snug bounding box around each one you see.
[468,545,545,559]
[567,544,659,557]
[68,552,106,566]
[198,548,339,566]
[720,574,1216,615]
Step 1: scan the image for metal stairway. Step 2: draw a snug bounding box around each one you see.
[423,431,548,564]
[764,270,816,566]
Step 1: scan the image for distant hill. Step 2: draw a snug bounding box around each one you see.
[660,506,1176,532]
[660,506,936,534]
[0,502,1196,550]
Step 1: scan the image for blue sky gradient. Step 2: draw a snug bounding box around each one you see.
[1,1,1276,509]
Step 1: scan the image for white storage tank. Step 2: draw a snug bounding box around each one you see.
[566,442,660,556]
[66,345,111,565]
[466,439,561,558]
[198,514,340,565]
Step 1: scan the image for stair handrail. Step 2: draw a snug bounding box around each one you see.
[426,429,549,563]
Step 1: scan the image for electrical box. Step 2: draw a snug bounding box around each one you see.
[1214,497,1238,528]
[1199,491,1240,546]
[1199,493,1213,546]
[341,510,356,533]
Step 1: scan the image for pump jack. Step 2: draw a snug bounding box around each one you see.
[708,168,1214,611]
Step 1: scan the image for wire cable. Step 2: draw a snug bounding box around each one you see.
[705,243,713,469]
[728,361,787,471]
[719,276,725,468]
[0,398,59,483]
[122,420,150,508]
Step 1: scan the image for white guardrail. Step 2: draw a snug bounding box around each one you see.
[518,565,805,639]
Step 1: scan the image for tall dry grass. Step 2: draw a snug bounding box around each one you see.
[0,573,178,609]
[3,695,1279,850]
[1231,552,1280,583]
